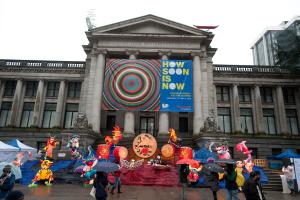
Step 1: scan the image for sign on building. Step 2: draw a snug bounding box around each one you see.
[102,59,193,112]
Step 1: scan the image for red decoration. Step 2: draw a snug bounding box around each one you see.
[97,144,110,160]
[113,146,128,161]
[161,144,175,158]
[178,147,193,160]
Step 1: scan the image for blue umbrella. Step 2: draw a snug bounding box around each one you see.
[95,161,119,173]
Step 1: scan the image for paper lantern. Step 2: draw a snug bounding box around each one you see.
[97,144,110,160]
[113,146,128,161]
[133,133,157,158]
[161,144,175,158]
[179,147,192,160]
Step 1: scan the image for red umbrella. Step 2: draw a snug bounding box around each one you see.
[176,159,198,165]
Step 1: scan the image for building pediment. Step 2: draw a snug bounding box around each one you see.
[90,14,209,37]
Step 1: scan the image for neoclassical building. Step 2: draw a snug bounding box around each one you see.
[0,15,299,158]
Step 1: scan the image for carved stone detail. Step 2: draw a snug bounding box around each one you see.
[74,112,89,129]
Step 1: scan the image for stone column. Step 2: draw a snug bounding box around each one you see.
[54,80,66,127]
[10,79,23,126]
[200,51,209,122]
[123,50,139,135]
[192,52,203,135]
[275,86,288,134]
[232,84,241,132]
[254,85,263,133]
[0,80,4,108]
[295,88,300,130]
[158,52,170,135]
[91,49,107,133]
[32,80,45,127]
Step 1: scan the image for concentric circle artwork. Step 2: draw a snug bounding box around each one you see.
[102,59,160,111]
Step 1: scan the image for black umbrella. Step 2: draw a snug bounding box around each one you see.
[215,159,236,165]
[203,163,224,173]
[95,161,119,173]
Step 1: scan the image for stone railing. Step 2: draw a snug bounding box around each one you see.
[213,64,290,73]
[0,59,85,69]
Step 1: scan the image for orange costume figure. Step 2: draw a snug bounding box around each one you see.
[28,160,54,187]
[45,137,59,159]
[168,128,181,148]
[112,126,123,144]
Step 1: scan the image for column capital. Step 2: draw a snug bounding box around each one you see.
[191,51,207,58]
[232,83,239,87]
[158,50,172,58]
[91,48,107,55]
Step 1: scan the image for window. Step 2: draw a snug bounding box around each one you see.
[216,86,230,102]
[272,148,282,156]
[20,102,34,127]
[46,82,60,97]
[240,108,254,134]
[3,81,16,97]
[42,103,57,128]
[263,109,276,134]
[283,88,296,104]
[106,115,116,131]
[140,117,155,135]
[257,39,266,65]
[0,102,12,127]
[67,82,81,98]
[286,109,299,135]
[179,117,188,132]
[260,87,273,103]
[25,81,38,97]
[217,107,231,133]
[238,87,251,102]
[64,103,79,128]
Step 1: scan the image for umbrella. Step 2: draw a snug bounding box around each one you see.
[176,159,198,165]
[215,159,236,165]
[203,163,224,173]
[0,162,22,180]
[95,161,119,173]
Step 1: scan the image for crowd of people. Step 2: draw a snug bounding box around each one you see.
[179,163,267,200]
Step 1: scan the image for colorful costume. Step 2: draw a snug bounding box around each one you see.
[28,160,53,187]
[45,137,58,159]
[67,135,81,159]
[168,128,181,148]
[215,145,231,159]
[235,161,245,190]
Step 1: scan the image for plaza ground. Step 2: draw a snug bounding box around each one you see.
[15,184,299,200]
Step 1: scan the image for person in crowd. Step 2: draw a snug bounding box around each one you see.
[93,172,108,200]
[223,164,239,200]
[282,162,296,195]
[209,171,220,200]
[5,190,24,200]
[0,165,15,200]
[110,168,121,194]
[179,164,189,200]
[243,171,265,200]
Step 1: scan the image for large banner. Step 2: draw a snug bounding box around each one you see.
[102,59,193,112]
[160,60,193,112]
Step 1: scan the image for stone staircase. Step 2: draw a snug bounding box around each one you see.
[262,168,282,191]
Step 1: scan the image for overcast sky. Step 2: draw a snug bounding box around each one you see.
[0,0,299,65]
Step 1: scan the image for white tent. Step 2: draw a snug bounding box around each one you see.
[0,141,19,162]
[7,139,37,160]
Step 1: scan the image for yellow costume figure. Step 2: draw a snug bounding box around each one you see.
[235,161,245,190]
[28,160,54,187]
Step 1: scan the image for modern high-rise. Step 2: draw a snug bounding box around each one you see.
[251,16,300,66]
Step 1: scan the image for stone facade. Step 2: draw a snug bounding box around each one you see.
[0,15,299,158]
